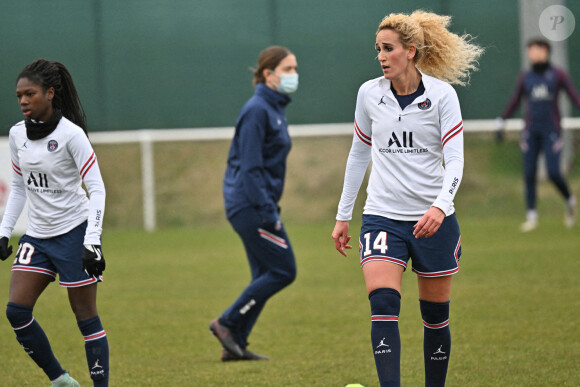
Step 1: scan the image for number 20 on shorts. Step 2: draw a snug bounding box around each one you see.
[362,231,389,256]
[13,243,35,265]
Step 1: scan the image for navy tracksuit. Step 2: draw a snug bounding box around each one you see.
[221,83,296,348]
[502,64,580,210]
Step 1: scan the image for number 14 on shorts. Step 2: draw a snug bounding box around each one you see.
[362,231,388,256]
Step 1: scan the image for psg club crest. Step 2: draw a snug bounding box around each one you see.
[418,98,431,110]
[47,140,58,152]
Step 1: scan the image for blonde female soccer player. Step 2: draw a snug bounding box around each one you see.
[331,11,483,387]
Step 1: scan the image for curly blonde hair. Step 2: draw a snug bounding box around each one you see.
[377,10,484,86]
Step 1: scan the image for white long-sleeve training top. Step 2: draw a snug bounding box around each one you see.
[0,117,105,245]
[337,72,464,222]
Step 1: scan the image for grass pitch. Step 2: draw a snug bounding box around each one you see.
[0,215,578,386]
[1,131,578,385]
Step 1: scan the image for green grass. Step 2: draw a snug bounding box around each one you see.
[0,216,578,386]
[1,132,579,385]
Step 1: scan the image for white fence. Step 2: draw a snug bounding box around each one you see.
[2,118,580,232]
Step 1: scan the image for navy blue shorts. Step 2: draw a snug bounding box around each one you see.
[359,214,462,277]
[11,221,102,287]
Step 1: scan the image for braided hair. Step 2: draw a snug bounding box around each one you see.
[17,59,87,134]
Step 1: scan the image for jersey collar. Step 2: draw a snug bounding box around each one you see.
[256,83,291,108]
[379,69,433,111]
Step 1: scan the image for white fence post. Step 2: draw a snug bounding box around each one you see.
[140,134,156,232]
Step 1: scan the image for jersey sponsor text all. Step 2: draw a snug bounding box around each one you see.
[378,131,429,154]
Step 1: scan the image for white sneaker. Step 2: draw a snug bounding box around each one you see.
[521,209,538,232]
[565,196,576,228]
[520,219,538,232]
[51,372,80,387]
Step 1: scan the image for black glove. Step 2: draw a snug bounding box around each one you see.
[0,237,13,261]
[82,244,106,277]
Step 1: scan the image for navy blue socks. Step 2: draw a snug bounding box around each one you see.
[420,299,451,387]
[6,302,65,381]
[6,303,109,385]
[78,315,109,386]
[369,288,401,387]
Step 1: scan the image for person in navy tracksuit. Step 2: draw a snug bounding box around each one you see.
[210,46,298,361]
[497,38,579,232]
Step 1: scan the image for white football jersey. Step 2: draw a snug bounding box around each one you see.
[0,117,105,245]
[337,73,464,221]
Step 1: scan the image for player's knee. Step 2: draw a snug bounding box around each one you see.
[369,288,401,316]
[6,302,33,327]
[70,304,97,322]
[272,254,296,286]
[287,261,297,283]
[419,299,450,326]
[277,264,297,286]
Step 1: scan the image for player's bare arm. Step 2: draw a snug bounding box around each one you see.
[413,206,445,238]
[332,220,352,256]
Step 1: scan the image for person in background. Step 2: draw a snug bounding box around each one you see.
[497,38,579,232]
[331,10,483,386]
[0,59,108,386]
[209,46,298,361]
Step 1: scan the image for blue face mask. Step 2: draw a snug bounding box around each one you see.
[274,73,299,94]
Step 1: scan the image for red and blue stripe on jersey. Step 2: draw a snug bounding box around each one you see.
[81,152,97,179]
[442,121,463,148]
[11,160,21,176]
[355,120,371,146]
